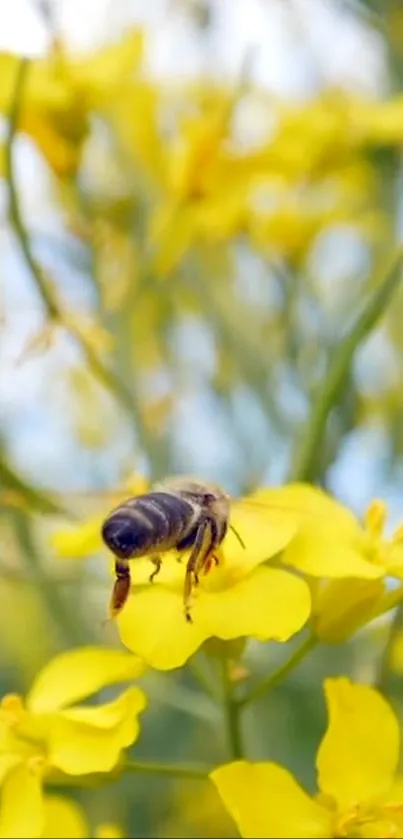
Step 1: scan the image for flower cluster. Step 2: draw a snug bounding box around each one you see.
[42,475,403,837]
[212,678,403,839]
[0,647,146,837]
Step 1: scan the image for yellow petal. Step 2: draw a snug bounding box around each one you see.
[50,515,104,558]
[42,795,88,839]
[27,647,145,712]
[317,678,399,809]
[0,763,44,839]
[74,29,144,107]
[244,483,358,533]
[197,567,310,643]
[118,587,207,670]
[225,497,316,572]
[211,761,332,838]
[47,687,146,775]
[283,525,383,579]
[312,578,385,642]
[118,568,310,670]
[0,756,22,784]
[386,543,403,579]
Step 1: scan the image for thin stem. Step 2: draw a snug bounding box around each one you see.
[0,451,67,516]
[239,633,317,708]
[221,658,244,760]
[124,759,211,780]
[11,508,89,645]
[376,603,403,691]
[189,655,221,702]
[4,57,143,440]
[291,247,403,482]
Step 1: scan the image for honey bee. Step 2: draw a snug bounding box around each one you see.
[101,476,245,623]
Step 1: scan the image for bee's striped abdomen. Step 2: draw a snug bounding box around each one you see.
[101,491,194,560]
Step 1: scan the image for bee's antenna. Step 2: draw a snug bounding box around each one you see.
[230,524,246,549]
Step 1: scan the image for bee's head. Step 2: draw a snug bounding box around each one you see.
[101,512,137,559]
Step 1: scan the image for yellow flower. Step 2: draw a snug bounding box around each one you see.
[274,495,403,643]
[310,577,386,643]
[0,647,146,839]
[211,678,403,838]
[282,497,403,582]
[115,484,337,669]
[52,480,383,670]
[0,29,143,176]
[52,481,403,663]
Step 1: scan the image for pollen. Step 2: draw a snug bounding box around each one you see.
[27,754,46,775]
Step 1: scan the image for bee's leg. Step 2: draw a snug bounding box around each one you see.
[203,554,219,575]
[109,559,131,619]
[149,555,162,584]
[184,519,212,623]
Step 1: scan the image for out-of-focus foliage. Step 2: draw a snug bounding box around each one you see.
[4,0,403,836]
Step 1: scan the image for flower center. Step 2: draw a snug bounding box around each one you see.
[334,801,403,838]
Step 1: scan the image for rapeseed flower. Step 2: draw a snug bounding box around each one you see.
[52,481,348,670]
[211,678,403,838]
[52,481,403,668]
[0,646,146,838]
[283,498,403,582]
[0,29,143,176]
[277,496,403,642]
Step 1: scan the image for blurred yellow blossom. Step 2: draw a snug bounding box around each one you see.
[0,29,143,176]
[211,678,403,838]
[41,795,125,839]
[51,474,150,558]
[134,85,403,271]
[0,647,146,838]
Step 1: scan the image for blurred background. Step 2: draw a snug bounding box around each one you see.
[2,0,403,835]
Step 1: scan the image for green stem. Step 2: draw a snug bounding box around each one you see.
[0,451,67,516]
[239,633,317,708]
[11,508,89,646]
[189,655,221,702]
[221,658,244,760]
[376,602,403,691]
[291,247,403,482]
[4,57,143,441]
[124,759,211,780]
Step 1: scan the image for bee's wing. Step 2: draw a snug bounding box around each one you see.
[228,483,357,566]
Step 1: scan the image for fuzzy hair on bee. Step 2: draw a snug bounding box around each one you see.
[101,476,243,623]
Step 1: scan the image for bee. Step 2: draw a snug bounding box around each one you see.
[101,476,245,623]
